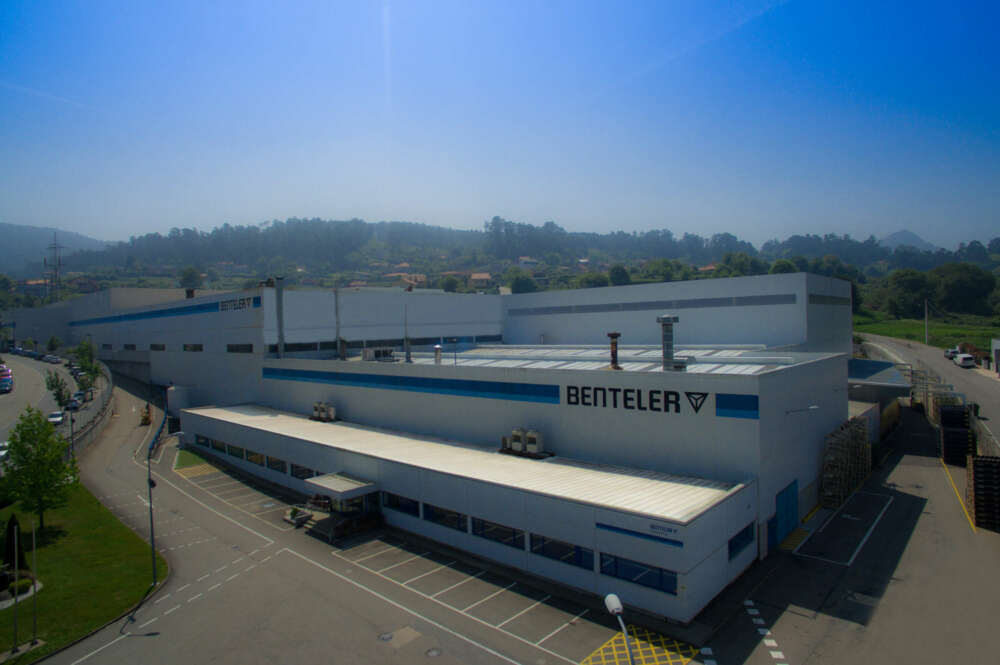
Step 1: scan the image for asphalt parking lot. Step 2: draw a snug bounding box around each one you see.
[173,449,707,665]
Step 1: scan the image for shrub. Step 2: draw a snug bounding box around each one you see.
[9,577,34,596]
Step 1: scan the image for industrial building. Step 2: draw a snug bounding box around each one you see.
[2,272,856,623]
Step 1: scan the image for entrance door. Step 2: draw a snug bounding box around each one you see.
[774,480,799,545]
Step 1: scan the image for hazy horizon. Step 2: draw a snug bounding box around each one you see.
[2,1,997,249]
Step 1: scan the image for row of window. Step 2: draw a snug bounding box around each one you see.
[97,334,506,355]
[99,343,254,353]
[381,492,678,595]
[195,435,301,475]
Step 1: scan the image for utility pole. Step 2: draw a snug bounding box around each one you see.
[924,299,929,346]
[43,232,64,303]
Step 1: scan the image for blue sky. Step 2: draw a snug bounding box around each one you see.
[1,0,997,248]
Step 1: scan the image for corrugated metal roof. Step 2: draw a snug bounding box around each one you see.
[184,404,745,525]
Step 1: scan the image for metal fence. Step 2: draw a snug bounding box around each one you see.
[66,361,115,457]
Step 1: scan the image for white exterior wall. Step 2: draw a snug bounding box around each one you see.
[176,412,758,623]
[502,273,810,348]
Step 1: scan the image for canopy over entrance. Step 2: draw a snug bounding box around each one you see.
[305,473,378,500]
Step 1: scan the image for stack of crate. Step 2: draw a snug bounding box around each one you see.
[819,419,871,509]
[971,456,1000,532]
[939,405,975,466]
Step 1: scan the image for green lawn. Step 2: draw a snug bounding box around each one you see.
[0,483,168,663]
[854,310,999,352]
[174,447,210,469]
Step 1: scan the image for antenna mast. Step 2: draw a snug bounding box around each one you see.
[43,232,65,302]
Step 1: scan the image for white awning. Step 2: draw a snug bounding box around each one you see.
[305,473,378,499]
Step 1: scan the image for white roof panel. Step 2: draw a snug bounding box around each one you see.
[184,405,744,525]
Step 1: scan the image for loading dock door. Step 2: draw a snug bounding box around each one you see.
[774,480,799,546]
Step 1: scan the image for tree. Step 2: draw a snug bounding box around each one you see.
[45,371,72,409]
[608,264,631,286]
[439,276,460,293]
[885,269,932,319]
[47,335,62,352]
[178,266,203,289]
[2,407,79,529]
[769,259,797,274]
[506,268,538,294]
[577,272,610,288]
[928,263,996,314]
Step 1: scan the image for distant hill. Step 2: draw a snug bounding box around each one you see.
[0,222,109,277]
[879,230,938,252]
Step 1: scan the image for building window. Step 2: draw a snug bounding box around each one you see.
[599,553,677,595]
[227,343,253,353]
[123,344,136,351]
[267,344,278,353]
[472,518,524,549]
[150,343,166,351]
[530,534,593,570]
[195,435,210,447]
[101,344,112,350]
[266,456,287,473]
[226,444,245,459]
[183,343,203,352]
[283,342,318,352]
[210,439,226,452]
[382,492,419,517]
[246,450,265,466]
[318,340,338,351]
[290,463,314,479]
[422,503,467,532]
[728,523,755,560]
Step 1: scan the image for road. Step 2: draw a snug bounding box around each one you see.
[861,333,1000,452]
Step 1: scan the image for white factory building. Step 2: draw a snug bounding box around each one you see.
[3,272,854,623]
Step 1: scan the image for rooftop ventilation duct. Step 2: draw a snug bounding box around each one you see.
[656,314,687,372]
[607,332,622,370]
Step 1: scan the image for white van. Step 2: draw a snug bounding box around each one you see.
[953,353,976,368]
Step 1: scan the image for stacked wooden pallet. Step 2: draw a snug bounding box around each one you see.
[819,419,871,509]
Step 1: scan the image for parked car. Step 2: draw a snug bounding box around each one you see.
[0,441,8,462]
[953,353,976,368]
[47,411,65,425]
[72,390,87,403]
[944,347,960,359]
[66,398,82,411]
[0,378,12,394]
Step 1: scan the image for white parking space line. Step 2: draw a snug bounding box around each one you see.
[351,546,398,563]
[402,561,455,585]
[139,617,158,629]
[69,632,130,665]
[431,570,484,597]
[496,594,551,628]
[463,581,517,612]
[176,584,190,593]
[164,604,181,615]
[214,565,227,573]
[196,574,210,582]
[283,548,527,665]
[377,551,430,572]
[536,608,589,644]
[188,593,203,602]
[226,573,239,582]
[208,583,221,592]
[154,593,171,604]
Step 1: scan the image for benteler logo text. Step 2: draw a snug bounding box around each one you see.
[566,386,709,413]
[219,297,255,312]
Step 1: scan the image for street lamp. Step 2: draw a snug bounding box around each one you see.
[604,594,636,665]
[785,404,819,416]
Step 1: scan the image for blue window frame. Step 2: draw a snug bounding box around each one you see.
[600,553,677,595]
[728,522,755,560]
[422,503,467,532]
[530,534,594,570]
[382,492,420,517]
[472,518,524,549]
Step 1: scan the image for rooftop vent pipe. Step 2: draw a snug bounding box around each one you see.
[434,344,442,365]
[656,314,687,372]
[607,332,622,370]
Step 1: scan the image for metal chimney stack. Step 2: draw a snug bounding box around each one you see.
[656,314,687,372]
[607,332,622,370]
[434,344,442,365]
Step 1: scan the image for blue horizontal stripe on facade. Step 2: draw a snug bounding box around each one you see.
[715,393,760,420]
[596,523,683,548]
[69,295,261,327]
[262,367,561,404]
